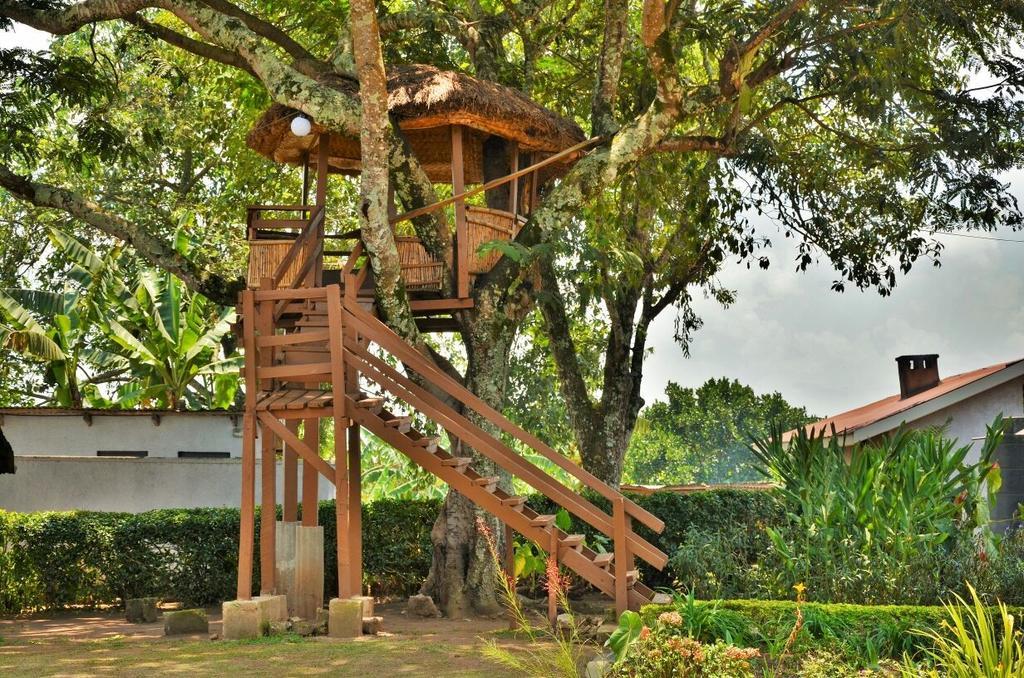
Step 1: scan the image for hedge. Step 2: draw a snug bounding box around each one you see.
[639,598,1024,661]
[0,489,778,613]
[0,498,441,614]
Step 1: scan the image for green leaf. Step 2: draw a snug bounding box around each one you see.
[606,610,644,660]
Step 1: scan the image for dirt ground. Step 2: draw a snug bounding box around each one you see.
[0,601,550,677]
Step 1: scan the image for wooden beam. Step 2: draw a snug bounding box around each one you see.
[409,298,474,312]
[237,290,258,601]
[259,411,335,482]
[326,285,351,598]
[302,418,320,526]
[390,136,603,225]
[451,125,469,298]
[315,135,329,208]
[259,415,277,594]
[348,424,362,596]
[283,420,299,522]
[509,142,519,218]
[613,497,628,617]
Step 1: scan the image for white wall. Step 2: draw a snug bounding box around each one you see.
[0,410,242,458]
[0,456,334,513]
[910,376,1024,463]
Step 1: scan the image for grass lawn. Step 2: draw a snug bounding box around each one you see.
[0,633,533,677]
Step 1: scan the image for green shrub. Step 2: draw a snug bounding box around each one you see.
[640,598,1024,663]
[0,497,441,613]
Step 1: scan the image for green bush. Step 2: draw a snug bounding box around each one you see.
[0,498,441,613]
[639,598,1024,663]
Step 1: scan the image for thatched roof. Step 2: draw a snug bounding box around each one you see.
[246,65,586,182]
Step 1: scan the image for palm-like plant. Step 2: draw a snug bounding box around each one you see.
[0,231,127,406]
[0,229,240,409]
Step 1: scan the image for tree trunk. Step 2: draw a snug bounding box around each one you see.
[420,290,527,616]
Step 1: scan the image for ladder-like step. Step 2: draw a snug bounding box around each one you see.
[592,552,614,568]
[410,436,440,452]
[530,514,556,528]
[561,534,585,551]
[384,416,413,433]
[499,496,527,511]
[440,456,472,472]
[355,397,384,413]
[472,475,500,491]
[626,570,639,587]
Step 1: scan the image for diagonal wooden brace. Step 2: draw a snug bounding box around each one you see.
[258,411,336,484]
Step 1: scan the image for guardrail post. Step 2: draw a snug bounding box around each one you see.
[326,284,351,597]
[613,496,629,616]
[548,527,558,629]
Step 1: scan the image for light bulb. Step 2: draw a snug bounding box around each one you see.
[290,115,312,137]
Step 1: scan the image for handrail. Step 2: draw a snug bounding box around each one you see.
[247,204,316,213]
[388,136,606,225]
[340,296,664,534]
[343,334,667,568]
[272,205,325,288]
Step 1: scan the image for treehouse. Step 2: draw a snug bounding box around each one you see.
[243,65,590,323]
[227,66,666,634]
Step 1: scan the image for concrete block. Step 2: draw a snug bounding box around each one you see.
[125,597,158,623]
[255,594,288,625]
[163,608,209,636]
[222,600,260,640]
[328,598,363,638]
[362,616,383,635]
[350,595,374,617]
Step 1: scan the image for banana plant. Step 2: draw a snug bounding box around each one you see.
[0,232,127,407]
[97,242,241,410]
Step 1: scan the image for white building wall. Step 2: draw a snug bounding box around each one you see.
[909,377,1024,463]
[0,410,242,458]
[0,456,334,513]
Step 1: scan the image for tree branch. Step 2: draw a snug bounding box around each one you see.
[125,14,256,76]
[0,163,242,304]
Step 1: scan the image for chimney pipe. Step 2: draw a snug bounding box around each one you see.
[896,354,940,399]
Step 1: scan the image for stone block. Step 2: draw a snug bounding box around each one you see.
[254,594,288,625]
[407,593,440,618]
[350,595,374,617]
[164,608,209,636]
[585,658,612,678]
[328,598,363,638]
[650,592,673,605]
[222,600,260,640]
[125,597,158,623]
[362,616,384,635]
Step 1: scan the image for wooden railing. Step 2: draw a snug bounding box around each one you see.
[338,294,666,569]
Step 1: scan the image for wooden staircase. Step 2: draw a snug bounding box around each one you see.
[237,209,667,616]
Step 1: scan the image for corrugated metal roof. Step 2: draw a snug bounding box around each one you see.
[784,358,1024,444]
[0,407,240,417]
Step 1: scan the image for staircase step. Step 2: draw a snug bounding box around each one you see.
[626,569,639,587]
[355,397,384,413]
[410,436,440,452]
[472,476,500,491]
[530,514,556,528]
[384,416,413,433]
[592,552,615,568]
[499,496,527,511]
[561,534,585,551]
[439,456,471,471]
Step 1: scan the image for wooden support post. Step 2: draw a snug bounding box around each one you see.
[348,424,362,596]
[260,416,277,594]
[301,418,320,526]
[326,285,351,598]
[504,523,515,581]
[509,142,519,218]
[613,496,629,617]
[237,290,258,600]
[302,151,311,206]
[451,125,469,299]
[315,135,330,208]
[529,152,539,214]
[283,420,299,522]
[237,412,256,600]
[548,527,558,629]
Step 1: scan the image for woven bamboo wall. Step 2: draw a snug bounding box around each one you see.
[466,206,525,273]
[395,236,444,290]
[248,240,314,288]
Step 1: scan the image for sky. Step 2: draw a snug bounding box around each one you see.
[5,25,1023,418]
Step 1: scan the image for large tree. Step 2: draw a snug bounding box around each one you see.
[2,0,1023,615]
